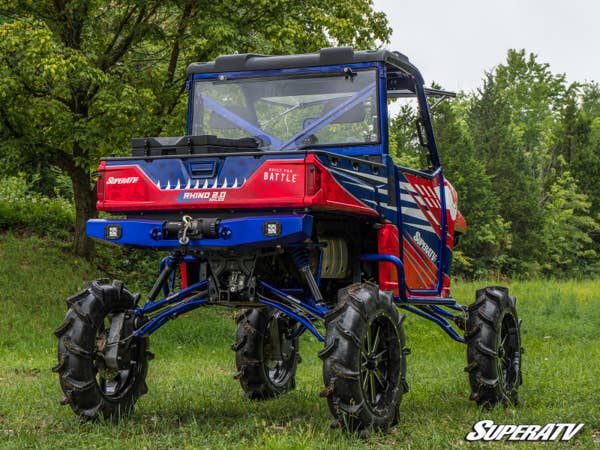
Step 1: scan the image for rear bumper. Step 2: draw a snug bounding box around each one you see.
[86,214,313,249]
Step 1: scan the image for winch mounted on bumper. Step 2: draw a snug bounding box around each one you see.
[86,214,313,249]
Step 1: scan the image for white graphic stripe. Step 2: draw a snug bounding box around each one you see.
[411,188,441,227]
[415,185,436,208]
[332,168,387,184]
[400,193,417,205]
[400,181,417,193]
[426,185,437,199]
[402,205,429,222]
[404,222,436,233]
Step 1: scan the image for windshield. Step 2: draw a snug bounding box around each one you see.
[190,69,380,151]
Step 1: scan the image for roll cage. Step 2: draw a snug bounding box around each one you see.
[186,48,455,165]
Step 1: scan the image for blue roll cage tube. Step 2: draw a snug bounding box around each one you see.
[98,61,467,344]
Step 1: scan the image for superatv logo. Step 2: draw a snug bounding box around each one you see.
[106,176,139,185]
[465,420,584,442]
[413,231,437,263]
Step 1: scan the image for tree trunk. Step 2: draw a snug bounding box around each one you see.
[70,164,97,259]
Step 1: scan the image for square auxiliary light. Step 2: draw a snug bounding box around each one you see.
[104,224,122,240]
[263,221,282,237]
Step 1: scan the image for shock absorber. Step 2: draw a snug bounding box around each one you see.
[289,247,324,304]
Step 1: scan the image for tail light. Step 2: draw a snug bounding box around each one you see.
[305,163,321,196]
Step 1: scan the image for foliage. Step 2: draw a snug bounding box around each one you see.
[467,70,546,274]
[492,49,567,187]
[0,171,165,291]
[466,51,599,277]
[93,242,168,294]
[541,172,599,276]
[0,0,390,257]
[430,98,511,277]
[563,83,600,217]
[0,174,74,238]
[388,103,424,168]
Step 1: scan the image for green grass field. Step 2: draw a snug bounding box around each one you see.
[0,233,598,449]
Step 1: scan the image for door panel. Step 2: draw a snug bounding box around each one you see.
[398,171,443,292]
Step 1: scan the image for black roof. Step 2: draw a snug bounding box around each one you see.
[186,47,424,83]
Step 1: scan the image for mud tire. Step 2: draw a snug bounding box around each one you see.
[53,279,149,421]
[234,307,299,399]
[465,286,523,408]
[320,282,408,434]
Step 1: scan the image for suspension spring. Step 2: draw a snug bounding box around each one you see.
[289,247,310,269]
[287,247,323,304]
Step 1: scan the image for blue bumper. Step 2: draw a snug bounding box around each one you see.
[87,214,313,249]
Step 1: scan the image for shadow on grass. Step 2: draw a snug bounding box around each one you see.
[49,383,327,436]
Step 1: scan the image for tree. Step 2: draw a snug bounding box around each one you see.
[468,72,544,274]
[430,96,510,277]
[541,172,599,275]
[493,49,567,188]
[465,50,600,276]
[0,0,390,257]
[388,103,423,168]
[567,83,600,215]
[560,83,600,256]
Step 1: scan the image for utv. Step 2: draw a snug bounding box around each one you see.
[54,47,523,433]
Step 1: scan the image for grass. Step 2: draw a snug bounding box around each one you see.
[0,233,598,449]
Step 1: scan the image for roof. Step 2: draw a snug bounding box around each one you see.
[186,47,424,83]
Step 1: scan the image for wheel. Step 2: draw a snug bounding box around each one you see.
[465,286,523,408]
[319,282,408,434]
[53,279,150,421]
[233,307,299,399]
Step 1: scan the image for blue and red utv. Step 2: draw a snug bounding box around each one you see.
[54,47,523,433]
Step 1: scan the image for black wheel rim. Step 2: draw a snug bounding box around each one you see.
[497,312,520,393]
[263,315,297,386]
[94,314,139,400]
[360,314,400,412]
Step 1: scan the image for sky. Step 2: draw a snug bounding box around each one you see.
[372,0,599,93]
